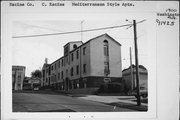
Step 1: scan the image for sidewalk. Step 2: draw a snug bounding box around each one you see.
[78,95,148,111]
[50,90,148,111]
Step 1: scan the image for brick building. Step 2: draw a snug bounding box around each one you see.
[41,33,122,94]
[122,65,148,92]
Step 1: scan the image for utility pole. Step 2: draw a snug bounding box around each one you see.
[133,20,141,106]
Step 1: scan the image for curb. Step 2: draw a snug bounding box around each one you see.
[106,102,148,111]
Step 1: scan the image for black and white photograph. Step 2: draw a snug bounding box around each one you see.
[12,20,148,112]
[1,1,179,120]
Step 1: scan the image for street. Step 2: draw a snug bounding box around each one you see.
[13,91,137,112]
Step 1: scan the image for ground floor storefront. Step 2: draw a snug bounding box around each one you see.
[41,76,123,94]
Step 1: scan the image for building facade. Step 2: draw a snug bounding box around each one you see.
[23,77,41,90]
[12,66,26,90]
[122,65,148,92]
[41,34,122,94]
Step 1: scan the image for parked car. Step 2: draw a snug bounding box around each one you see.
[33,87,39,91]
[33,83,40,91]
[132,86,148,98]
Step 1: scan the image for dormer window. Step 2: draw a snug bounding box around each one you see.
[73,44,77,49]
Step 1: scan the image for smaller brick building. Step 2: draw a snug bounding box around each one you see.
[122,65,148,92]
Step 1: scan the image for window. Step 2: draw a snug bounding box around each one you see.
[66,69,68,76]
[83,64,86,74]
[43,70,45,77]
[77,80,79,88]
[76,50,79,59]
[13,74,16,79]
[71,53,74,61]
[54,75,56,81]
[51,76,53,82]
[49,77,50,84]
[58,72,60,80]
[61,71,63,79]
[68,56,70,64]
[76,65,79,75]
[55,64,56,70]
[83,78,87,88]
[104,46,108,56]
[62,59,64,67]
[83,47,86,55]
[71,67,74,76]
[104,62,110,75]
[104,40,109,56]
[73,44,77,49]
[104,40,110,76]
[58,61,60,68]
[51,65,53,71]
[17,83,21,87]
[18,75,21,82]
[48,67,51,75]
[66,57,68,64]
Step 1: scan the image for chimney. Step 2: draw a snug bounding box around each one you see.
[45,58,48,64]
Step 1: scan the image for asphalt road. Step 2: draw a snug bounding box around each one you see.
[13,92,134,112]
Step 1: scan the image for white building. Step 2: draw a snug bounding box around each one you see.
[41,33,122,94]
[12,66,26,90]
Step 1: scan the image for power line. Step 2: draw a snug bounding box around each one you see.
[19,22,65,32]
[12,20,146,38]
[13,24,132,38]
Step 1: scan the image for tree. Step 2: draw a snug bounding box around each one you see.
[31,70,42,78]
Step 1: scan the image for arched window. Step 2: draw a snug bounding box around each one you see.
[104,40,108,44]
[103,40,109,56]
[73,44,77,49]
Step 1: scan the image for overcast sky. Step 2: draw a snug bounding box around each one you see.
[12,20,147,77]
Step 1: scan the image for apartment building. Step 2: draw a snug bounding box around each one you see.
[41,33,122,94]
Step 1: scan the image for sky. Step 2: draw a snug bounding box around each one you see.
[12,20,147,77]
